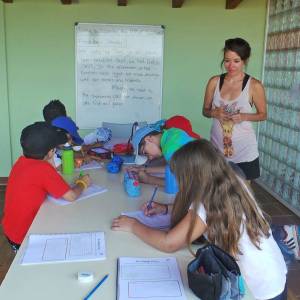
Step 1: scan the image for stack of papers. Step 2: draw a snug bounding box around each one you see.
[47,184,107,206]
[117,257,186,300]
[21,231,106,265]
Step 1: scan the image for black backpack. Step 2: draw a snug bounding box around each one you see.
[187,244,241,300]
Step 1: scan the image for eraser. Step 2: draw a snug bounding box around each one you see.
[78,271,94,283]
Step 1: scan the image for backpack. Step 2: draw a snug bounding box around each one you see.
[187,244,244,300]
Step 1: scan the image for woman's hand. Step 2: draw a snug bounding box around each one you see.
[211,107,230,122]
[111,215,137,232]
[141,201,168,216]
[230,113,244,124]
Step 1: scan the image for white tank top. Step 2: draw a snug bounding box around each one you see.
[210,76,259,163]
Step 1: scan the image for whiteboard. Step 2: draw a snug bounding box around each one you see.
[75,23,164,129]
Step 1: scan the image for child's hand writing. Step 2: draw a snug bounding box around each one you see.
[111,216,137,232]
[141,201,167,216]
[79,174,91,187]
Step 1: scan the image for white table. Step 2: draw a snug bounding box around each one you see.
[0,168,254,299]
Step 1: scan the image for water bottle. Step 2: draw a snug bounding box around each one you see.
[165,165,178,194]
[62,143,74,175]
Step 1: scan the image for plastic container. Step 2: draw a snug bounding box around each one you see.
[124,171,141,197]
[62,143,74,175]
[106,155,123,173]
[165,165,178,194]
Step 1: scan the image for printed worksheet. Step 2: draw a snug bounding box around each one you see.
[117,257,186,300]
[47,184,107,206]
[21,231,106,265]
[122,210,171,230]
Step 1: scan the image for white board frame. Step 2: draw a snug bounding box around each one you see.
[75,23,164,129]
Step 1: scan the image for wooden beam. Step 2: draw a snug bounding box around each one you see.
[117,0,127,6]
[226,0,243,9]
[2,0,14,3]
[172,0,184,8]
[61,0,72,4]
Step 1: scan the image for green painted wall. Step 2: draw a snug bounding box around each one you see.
[0,3,12,176]
[0,0,267,176]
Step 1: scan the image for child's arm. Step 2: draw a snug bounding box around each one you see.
[127,165,165,175]
[111,210,207,253]
[137,172,165,186]
[62,174,91,202]
[141,201,170,216]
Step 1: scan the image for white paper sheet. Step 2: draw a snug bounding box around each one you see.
[21,232,106,265]
[47,184,107,206]
[122,210,171,230]
[117,257,186,300]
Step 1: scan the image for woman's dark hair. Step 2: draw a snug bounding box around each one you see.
[222,38,251,65]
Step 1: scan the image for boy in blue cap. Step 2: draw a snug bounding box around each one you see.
[51,116,84,145]
[131,125,194,186]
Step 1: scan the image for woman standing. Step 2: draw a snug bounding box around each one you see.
[203,38,267,181]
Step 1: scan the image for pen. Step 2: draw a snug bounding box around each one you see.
[147,186,158,210]
[83,274,109,300]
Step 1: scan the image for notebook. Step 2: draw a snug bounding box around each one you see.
[47,184,107,206]
[117,257,186,300]
[21,231,106,265]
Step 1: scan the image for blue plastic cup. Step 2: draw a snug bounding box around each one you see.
[165,165,178,194]
[124,172,141,197]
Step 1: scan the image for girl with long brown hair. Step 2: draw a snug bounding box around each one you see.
[112,139,287,300]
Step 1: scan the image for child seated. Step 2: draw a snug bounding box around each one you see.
[130,126,194,186]
[1,122,91,251]
[43,99,67,123]
[112,139,287,300]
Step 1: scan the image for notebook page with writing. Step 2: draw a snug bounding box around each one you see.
[117,257,186,300]
[21,231,106,265]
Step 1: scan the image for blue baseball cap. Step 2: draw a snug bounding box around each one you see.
[132,125,159,154]
[51,116,83,145]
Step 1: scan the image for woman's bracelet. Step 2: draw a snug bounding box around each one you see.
[75,179,88,190]
[163,204,168,215]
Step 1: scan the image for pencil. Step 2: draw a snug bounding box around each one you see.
[147,186,158,210]
[83,274,109,300]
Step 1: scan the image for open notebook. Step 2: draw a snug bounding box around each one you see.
[47,184,107,206]
[21,231,106,265]
[117,257,186,300]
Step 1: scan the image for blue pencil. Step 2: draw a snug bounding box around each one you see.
[83,274,109,300]
[147,186,158,210]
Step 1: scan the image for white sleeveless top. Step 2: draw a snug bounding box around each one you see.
[210,76,259,163]
[193,179,287,299]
